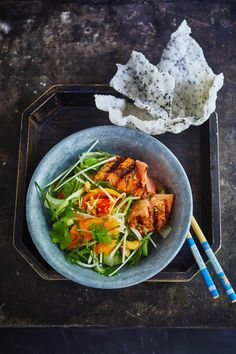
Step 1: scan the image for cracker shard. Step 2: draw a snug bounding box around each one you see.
[110,51,175,120]
[95,20,224,135]
[158,20,224,123]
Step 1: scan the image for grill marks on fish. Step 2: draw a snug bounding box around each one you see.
[127,199,154,231]
[108,157,126,172]
[93,156,148,197]
[118,162,136,178]
[127,194,174,232]
[92,154,174,233]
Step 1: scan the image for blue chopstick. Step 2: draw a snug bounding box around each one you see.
[192,216,236,303]
[186,233,219,299]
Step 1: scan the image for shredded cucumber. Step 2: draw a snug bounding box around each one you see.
[159,225,172,238]
[55,188,84,215]
[103,253,122,267]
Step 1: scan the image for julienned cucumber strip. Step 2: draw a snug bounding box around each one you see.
[54,156,116,192]
[103,253,122,267]
[44,192,64,208]
[34,181,57,219]
[55,188,84,215]
[159,225,172,238]
[44,140,99,188]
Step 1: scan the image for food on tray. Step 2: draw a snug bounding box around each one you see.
[35,141,174,276]
[93,156,156,197]
[95,20,224,135]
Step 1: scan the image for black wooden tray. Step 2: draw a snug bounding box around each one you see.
[13,85,221,282]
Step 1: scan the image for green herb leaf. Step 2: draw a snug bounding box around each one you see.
[80,156,102,172]
[66,247,91,264]
[35,181,57,221]
[94,264,118,276]
[59,179,80,199]
[50,221,71,250]
[129,247,143,266]
[83,156,99,167]
[90,224,112,244]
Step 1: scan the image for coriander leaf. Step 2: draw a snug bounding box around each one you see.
[50,221,71,250]
[90,224,112,244]
[59,208,75,225]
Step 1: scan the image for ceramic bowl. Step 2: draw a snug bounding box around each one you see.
[26,125,192,288]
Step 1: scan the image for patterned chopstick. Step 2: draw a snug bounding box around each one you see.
[192,216,236,303]
[186,233,220,299]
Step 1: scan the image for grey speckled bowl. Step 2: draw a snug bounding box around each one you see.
[26,126,192,289]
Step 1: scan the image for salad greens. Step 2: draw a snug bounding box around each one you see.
[35,140,172,277]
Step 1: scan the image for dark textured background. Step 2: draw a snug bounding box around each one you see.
[0,0,236,327]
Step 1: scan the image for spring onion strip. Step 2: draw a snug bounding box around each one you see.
[43,166,71,189]
[76,261,97,268]
[81,152,107,157]
[44,140,99,188]
[99,186,116,203]
[81,172,98,186]
[109,235,125,258]
[99,253,103,264]
[56,140,99,187]
[77,228,91,233]
[130,227,143,241]
[91,196,100,209]
[82,172,116,203]
[75,211,95,219]
[55,188,84,215]
[149,236,157,248]
[54,156,116,192]
[122,230,128,263]
[109,193,126,213]
[78,241,96,248]
[114,196,140,215]
[108,246,141,277]
[87,254,93,264]
[76,177,85,184]
[123,198,133,215]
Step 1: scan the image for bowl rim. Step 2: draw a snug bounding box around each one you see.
[26,125,193,288]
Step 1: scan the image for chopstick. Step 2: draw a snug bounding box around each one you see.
[186,233,219,299]
[191,216,236,303]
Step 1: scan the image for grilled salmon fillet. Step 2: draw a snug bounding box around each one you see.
[93,156,156,197]
[93,155,174,233]
[127,194,174,232]
[127,199,154,231]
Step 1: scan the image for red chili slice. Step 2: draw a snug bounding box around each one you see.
[58,192,64,199]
